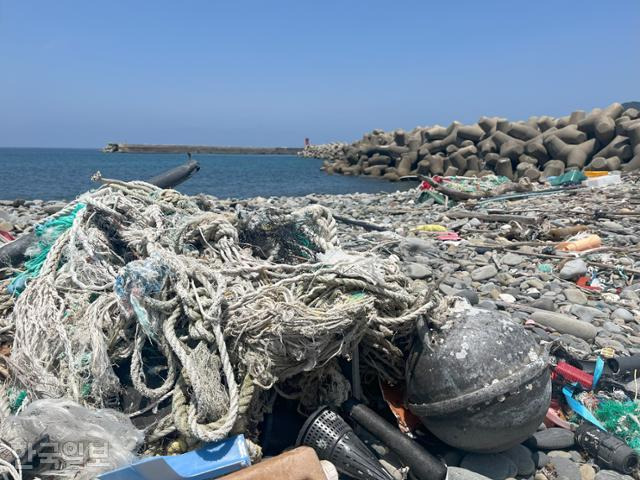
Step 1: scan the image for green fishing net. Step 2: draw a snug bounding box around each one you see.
[8,203,85,295]
[596,399,640,450]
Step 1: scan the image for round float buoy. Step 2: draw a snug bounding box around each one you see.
[406,300,551,453]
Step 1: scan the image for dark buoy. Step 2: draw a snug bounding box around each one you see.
[406,299,551,453]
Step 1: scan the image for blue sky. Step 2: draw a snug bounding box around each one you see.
[0,0,638,148]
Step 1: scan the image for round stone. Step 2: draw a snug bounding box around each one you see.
[524,428,575,450]
[503,445,535,477]
[448,467,494,480]
[460,453,518,480]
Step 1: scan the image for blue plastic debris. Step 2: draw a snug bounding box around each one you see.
[98,434,251,480]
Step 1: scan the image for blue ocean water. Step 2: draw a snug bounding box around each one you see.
[0,148,413,201]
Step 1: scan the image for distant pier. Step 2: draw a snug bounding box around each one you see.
[103,143,302,155]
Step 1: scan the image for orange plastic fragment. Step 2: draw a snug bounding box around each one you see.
[557,235,602,252]
[379,381,422,433]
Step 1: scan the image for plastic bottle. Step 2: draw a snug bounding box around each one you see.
[557,234,602,252]
[584,174,622,188]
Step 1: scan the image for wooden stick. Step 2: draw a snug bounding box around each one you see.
[332,214,390,231]
[445,210,539,225]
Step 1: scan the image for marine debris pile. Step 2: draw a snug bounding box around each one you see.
[300,102,640,181]
[1,169,640,480]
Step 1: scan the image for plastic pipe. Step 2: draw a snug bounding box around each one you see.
[146,159,200,189]
[607,356,640,376]
[343,401,447,480]
[552,362,594,389]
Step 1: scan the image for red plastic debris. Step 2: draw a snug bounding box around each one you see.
[0,231,15,242]
[419,176,446,191]
[437,232,461,241]
[552,361,594,390]
[576,276,602,292]
[544,407,572,430]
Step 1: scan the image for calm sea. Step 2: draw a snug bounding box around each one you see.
[0,148,413,201]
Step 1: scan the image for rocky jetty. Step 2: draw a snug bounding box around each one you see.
[300,103,640,181]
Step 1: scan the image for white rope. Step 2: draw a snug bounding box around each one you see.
[2,180,432,447]
[0,440,22,480]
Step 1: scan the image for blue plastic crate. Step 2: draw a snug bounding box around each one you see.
[99,434,251,480]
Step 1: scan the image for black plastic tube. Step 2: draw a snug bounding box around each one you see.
[146,159,200,189]
[0,159,201,268]
[0,232,35,268]
[607,356,640,376]
[343,401,447,480]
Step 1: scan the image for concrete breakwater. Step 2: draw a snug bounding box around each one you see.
[300,102,640,181]
[104,143,302,155]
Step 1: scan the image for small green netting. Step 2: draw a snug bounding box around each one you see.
[8,203,85,295]
[7,388,27,413]
[596,400,640,451]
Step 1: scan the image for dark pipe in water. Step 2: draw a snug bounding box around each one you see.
[146,159,200,189]
[0,160,201,268]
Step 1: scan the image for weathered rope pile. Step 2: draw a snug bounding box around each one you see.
[2,180,431,450]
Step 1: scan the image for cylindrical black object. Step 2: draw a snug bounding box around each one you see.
[146,159,200,189]
[607,356,640,376]
[0,160,201,268]
[297,407,394,480]
[0,232,35,268]
[576,422,639,474]
[344,401,447,480]
[407,307,551,453]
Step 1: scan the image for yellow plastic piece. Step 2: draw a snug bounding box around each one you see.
[412,224,447,232]
[600,347,616,359]
[584,171,610,178]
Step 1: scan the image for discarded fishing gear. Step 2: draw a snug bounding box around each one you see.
[3,179,432,459]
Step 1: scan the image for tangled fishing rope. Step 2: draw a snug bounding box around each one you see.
[3,180,432,452]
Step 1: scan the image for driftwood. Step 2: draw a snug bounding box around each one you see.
[445,210,539,225]
[332,213,390,231]
[546,225,589,241]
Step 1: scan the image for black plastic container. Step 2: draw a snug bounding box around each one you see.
[576,422,639,474]
[297,407,394,480]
